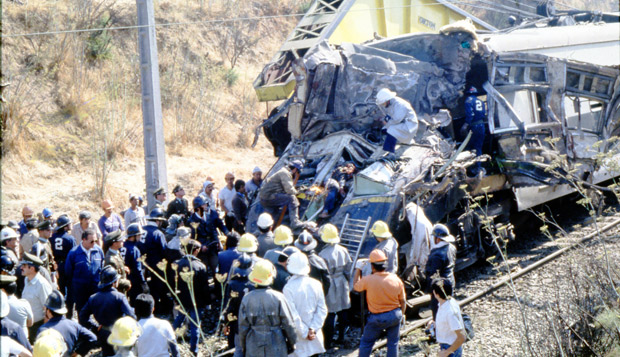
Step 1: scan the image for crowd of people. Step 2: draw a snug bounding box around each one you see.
[1,162,467,357]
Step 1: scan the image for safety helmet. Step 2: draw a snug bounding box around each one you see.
[288,160,304,171]
[126,223,143,238]
[369,249,388,263]
[238,233,258,253]
[0,291,9,318]
[6,221,20,231]
[107,316,142,347]
[376,88,396,105]
[54,215,71,230]
[467,85,478,94]
[42,208,54,218]
[248,259,276,286]
[370,221,391,239]
[231,253,252,278]
[0,227,18,242]
[31,243,48,263]
[274,225,293,246]
[101,200,114,210]
[192,196,206,210]
[281,246,301,259]
[147,208,166,221]
[287,251,310,276]
[294,230,317,252]
[33,329,67,357]
[431,224,455,243]
[320,223,340,244]
[45,290,68,314]
[167,214,181,230]
[256,213,274,229]
[98,266,120,289]
[0,254,16,274]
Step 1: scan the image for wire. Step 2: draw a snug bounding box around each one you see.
[1,0,530,38]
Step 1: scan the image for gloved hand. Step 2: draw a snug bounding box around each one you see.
[355,259,369,270]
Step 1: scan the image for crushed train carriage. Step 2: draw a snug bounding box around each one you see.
[247,19,620,281]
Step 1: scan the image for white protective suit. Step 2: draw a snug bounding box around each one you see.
[318,244,352,313]
[406,202,433,269]
[383,96,419,144]
[283,275,328,357]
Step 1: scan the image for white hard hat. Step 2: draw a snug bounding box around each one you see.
[0,227,18,242]
[287,251,310,276]
[257,213,274,229]
[252,166,262,174]
[376,88,396,105]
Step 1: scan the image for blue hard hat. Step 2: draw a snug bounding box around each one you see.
[55,215,72,230]
[99,266,119,288]
[192,196,206,210]
[147,208,166,221]
[232,253,252,278]
[42,208,53,218]
[467,86,478,94]
[126,223,143,237]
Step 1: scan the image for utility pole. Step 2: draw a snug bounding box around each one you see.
[136,0,167,213]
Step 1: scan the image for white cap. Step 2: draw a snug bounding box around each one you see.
[287,252,310,276]
[376,88,397,105]
[252,166,262,174]
[257,213,274,229]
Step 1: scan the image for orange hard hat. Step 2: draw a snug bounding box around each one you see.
[369,249,387,263]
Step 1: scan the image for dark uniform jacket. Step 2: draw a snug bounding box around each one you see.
[123,240,146,286]
[272,263,290,292]
[78,287,135,329]
[105,249,127,279]
[139,224,167,271]
[174,255,210,311]
[39,315,97,356]
[166,197,189,219]
[307,252,332,296]
[1,317,32,351]
[424,242,457,290]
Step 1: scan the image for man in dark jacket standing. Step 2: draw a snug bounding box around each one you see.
[50,215,76,300]
[140,208,171,315]
[65,229,104,316]
[173,239,210,357]
[424,224,457,320]
[294,230,331,296]
[166,185,189,220]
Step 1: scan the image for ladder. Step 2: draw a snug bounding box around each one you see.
[339,214,372,276]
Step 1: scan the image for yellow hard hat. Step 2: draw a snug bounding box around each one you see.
[34,329,67,357]
[107,316,141,347]
[248,258,276,286]
[320,223,340,244]
[371,220,391,238]
[238,233,258,253]
[274,225,293,246]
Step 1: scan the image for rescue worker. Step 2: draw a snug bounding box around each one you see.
[236,233,260,265]
[32,221,56,280]
[72,211,102,247]
[222,253,254,353]
[123,224,148,304]
[272,246,299,292]
[259,160,314,230]
[20,218,39,257]
[107,316,141,357]
[104,231,131,295]
[20,252,53,341]
[218,232,241,278]
[79,266,136,357]
[365,221,399,275]
[166,185,189,219]
[318,224,352,348]
[152,187,167,212]
[238,259,297,356]
[65,229,104,316]
[353,249,406,357]
[462,85,487,173]
[49,215,75,299]
[134,293,179,357]
[254,213,276,258]
[1,289,33,351]
[18,206,34,238]
[375,88,419,154]
[424,224,457,320]
[283,252,328,357]
[232,180,248,234]
[39,290,98,356]
[172,239,210,357]
[264,225,293,265]
[294,230,331,296]
[124,194,146,228]
[1,227,20,268]
[33,328,65,357]
[245,166,263,199]
[139,208,170,315]
[99,200,124,240]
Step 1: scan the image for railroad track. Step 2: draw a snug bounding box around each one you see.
[367,213,620,354]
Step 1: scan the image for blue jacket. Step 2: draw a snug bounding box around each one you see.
[65,245,105,286]
[218,248,241,276]
[424,243,457,290]
[187,211,227,249]
[18,220,28,237]
[465,95,486,125]
[39,316,97,356]
[51,231,76,264]
[1,317,32,351]
[79,287,135,329]
[174,255,210,310]
[123,240,146,285]
[139,224,167,270]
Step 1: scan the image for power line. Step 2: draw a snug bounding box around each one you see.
[1,1,525,38]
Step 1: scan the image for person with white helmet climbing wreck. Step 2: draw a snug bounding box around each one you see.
[283,252,328,357]
[317,223,352,348]
[375,88,419,154]
[238,259,297,357]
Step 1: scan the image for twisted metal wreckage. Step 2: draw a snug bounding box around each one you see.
[248,19,620,277]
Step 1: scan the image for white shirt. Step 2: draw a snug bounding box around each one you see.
[22,272,53,323]
[124,207,146,228]
[72,222,102,245]
[1,336,29,357]
[7,295,34,337]
[435,298,465,345]
[218,187,236,215]
[136,316,176,357]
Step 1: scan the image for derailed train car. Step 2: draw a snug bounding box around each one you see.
[247,19,620,278]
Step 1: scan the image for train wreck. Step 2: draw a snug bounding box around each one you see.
[249,19,620,276]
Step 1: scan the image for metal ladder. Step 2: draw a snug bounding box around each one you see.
[339,214,372,275]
